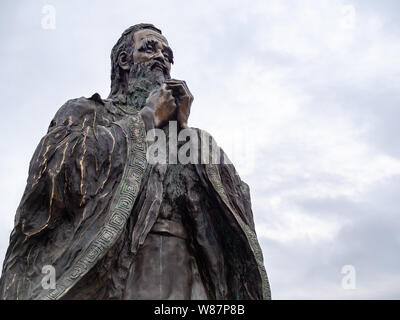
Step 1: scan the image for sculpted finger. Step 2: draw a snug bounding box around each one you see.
[168,100,177,112]
[167,82,193,101]
[165,82,183,93]
[179,80,192,96]
[165,79,181,85]
[177,107,189,129]
[166,97,177,109]
[166,79,191,92]
[179,81,194,101]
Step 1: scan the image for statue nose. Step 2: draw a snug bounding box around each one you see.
[153,50,167,63]
[153,56,168,70]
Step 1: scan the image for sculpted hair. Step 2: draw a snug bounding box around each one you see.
[110,23,162,96]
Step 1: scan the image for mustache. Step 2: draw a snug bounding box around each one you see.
[129,60,170,79]
[131,60,169,75]
[149,60,169,75]
[127,61,170,89]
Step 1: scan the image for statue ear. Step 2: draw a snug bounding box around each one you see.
[118,51,130,71]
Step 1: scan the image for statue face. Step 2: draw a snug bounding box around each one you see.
[132,29,173,76]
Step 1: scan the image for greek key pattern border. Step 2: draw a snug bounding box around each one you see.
[41,115,147,300]
[205,163,271,300]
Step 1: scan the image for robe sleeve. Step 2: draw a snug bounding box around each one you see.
[196,129,271,300]
[0,96,146,300]
[15,97,131,236]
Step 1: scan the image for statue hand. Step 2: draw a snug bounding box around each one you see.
[165,79,193,129]
[140,84,177,131]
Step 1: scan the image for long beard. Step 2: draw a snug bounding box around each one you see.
[112,61,170,110]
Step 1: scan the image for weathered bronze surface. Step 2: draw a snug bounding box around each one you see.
[0,23,271,300]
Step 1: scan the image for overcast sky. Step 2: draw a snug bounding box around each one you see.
[0,0,399,299]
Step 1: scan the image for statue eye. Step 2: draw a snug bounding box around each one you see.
[163,51,170,59]
[145,46,154,53]
[139,41,156,54]
[162,48,174,63]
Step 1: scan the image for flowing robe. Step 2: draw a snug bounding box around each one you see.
[0,94,271,300]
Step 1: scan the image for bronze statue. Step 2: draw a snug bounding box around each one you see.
[0,24,271,300]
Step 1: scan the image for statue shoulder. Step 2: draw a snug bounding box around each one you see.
[194,128,223,152]
[51,93,106,128]
[194,128,217,142]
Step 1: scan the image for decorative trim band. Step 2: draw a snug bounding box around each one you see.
[40,115,147,300]
[205,163,271,300]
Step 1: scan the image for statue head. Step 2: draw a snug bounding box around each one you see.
[109,23,174,101]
